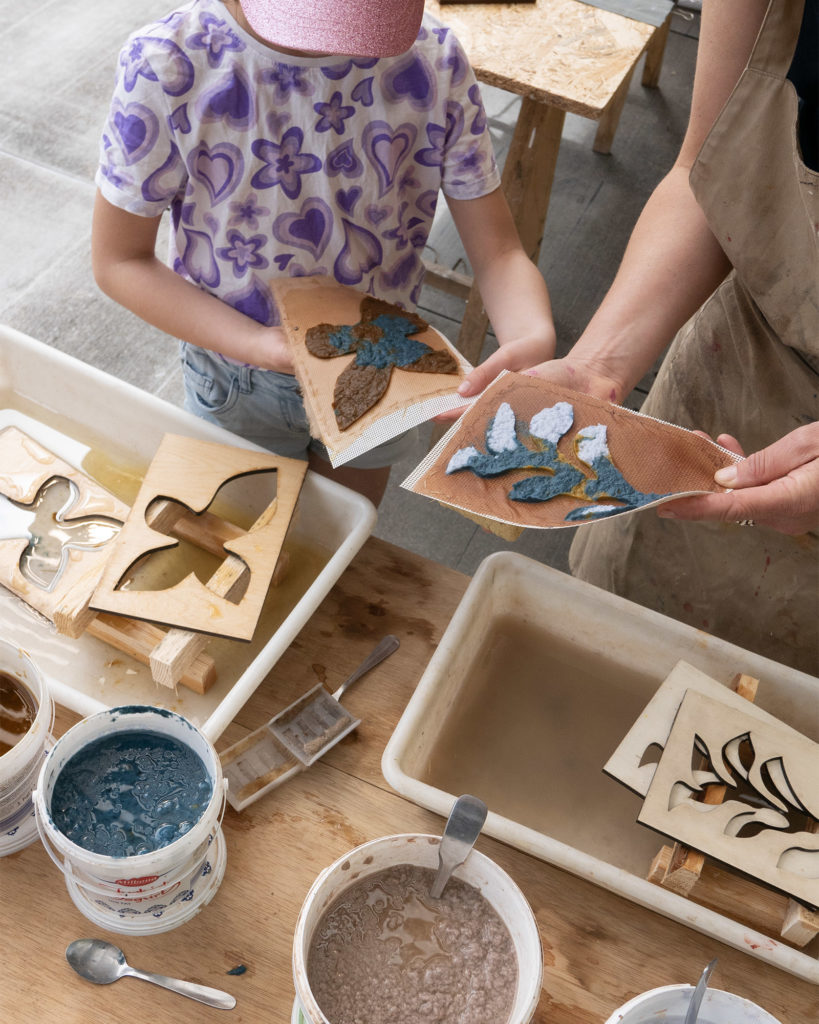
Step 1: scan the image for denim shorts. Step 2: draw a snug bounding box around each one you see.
[180,342,418,468]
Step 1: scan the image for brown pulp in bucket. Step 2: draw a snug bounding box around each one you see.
[0,671,37,756]
[306,863,517,1024]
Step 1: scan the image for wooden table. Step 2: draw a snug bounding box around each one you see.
[423,0,673,364]
[3,537,812,1022]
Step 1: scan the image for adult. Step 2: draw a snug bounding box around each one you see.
[461,0,818,673]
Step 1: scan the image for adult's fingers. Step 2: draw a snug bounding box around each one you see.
[714,423,819,488]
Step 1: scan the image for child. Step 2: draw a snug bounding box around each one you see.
[92,0,555,504]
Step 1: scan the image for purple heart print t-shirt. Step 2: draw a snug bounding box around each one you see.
[96,0,500,334]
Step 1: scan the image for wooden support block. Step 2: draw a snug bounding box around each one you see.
[86,613,217,694]
[651,840,818,947]
[146,498,246,557]
[780,818,819,947]
[780,894,819,948]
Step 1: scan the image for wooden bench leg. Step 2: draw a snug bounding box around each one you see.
[593,64,636,155]
[642,13,671,89]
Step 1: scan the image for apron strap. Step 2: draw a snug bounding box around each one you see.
[747,0,806,78]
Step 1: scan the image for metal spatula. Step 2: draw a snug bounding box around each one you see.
[271,634,399,766]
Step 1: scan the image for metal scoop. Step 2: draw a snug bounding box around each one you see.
[430,794,488,898]
[65,938,236,1010]
[271,634,400,766]
[684,958,718,1024]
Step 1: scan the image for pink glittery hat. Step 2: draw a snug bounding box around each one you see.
[238,0,425,57]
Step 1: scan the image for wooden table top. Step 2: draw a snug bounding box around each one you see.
[426,0,656,117]
[3,537,813,1023]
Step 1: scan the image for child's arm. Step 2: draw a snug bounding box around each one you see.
[91,192,294,373]
[445,187,556,397]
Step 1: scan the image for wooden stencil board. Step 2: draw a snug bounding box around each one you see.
[91,434,307,640]
[604,660,793,797]
[639,688,819,905]
[0,426,128,633]
[271,276,470,465]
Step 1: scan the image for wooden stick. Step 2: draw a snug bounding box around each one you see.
[146,499,245,556]
[149,499,280,689]
[86,613,216,694]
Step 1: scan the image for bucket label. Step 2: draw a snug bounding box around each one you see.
[116,875,160,887]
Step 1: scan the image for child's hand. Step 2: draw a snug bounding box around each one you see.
[250,326,296,375]
[456,335,556,399]
[433,334,556,423]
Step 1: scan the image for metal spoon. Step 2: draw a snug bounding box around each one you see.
[429,794,488,898]
[65,939,236,1010]
[684,958,718,1024]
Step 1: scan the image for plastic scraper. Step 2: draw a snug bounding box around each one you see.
[220,634,399,810]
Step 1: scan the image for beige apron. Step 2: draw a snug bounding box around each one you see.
[569,0,819,676]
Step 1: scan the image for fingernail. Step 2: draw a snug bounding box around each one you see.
[457,381,474,396]
[714,465,737,486]
[523,369,539,377]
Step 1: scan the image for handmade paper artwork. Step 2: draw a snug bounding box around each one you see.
[271,276,471,466]
[638,689,819,905]
[305,296,458,430]
[403,371,740,531]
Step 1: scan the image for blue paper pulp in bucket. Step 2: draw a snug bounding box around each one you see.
[33,705,227,935]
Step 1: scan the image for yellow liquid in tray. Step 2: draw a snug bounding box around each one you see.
[0,391,331,699]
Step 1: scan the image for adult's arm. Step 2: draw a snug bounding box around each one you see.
[91,192,294,372]
[526,0,768,404]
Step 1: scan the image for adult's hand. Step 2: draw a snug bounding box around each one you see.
[657,422,819,536]
[522,355,626,405]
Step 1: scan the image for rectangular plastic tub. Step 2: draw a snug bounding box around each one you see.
[0,324,376,740]
[382,551,819,983]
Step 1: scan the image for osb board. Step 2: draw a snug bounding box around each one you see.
[91,434,307,641]
[639,689,819,906]
[426,0,655,116]
[0,426,128,624]
[272,276,469,466]
[403,371,739,530]
[604,660,792,797]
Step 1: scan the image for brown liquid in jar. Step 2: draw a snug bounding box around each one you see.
[307,863,517,1024]
[0,671,38,756]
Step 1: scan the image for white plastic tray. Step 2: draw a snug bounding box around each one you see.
[382,551,819,983]
[0,324,376,741]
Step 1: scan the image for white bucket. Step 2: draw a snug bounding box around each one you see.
[33,705,227,935]
[603,984,782,1023]
[292,833,543,1024]
[0,640,54,856]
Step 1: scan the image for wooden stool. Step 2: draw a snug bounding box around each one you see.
[424,0,674,365]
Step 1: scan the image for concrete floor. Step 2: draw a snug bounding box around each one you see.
[0,1,699,576]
